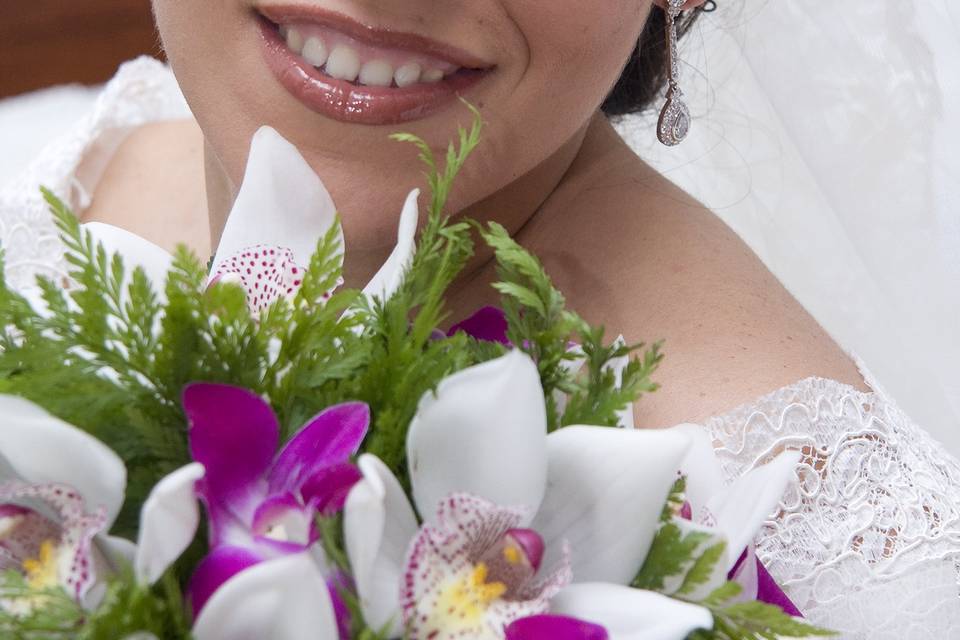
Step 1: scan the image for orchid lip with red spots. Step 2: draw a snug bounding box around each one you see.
[400,493,572,640]
[0,481,107,607]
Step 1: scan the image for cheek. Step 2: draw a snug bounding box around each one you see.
[474,1,649,175]
[521,0,647,101]
[153,0,261,183]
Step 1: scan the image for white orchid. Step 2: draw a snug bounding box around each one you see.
[21,125,419,320]
[666,424,802,613]
[343,349,713,640]
[109,126,418,313]
[0,395,129,611]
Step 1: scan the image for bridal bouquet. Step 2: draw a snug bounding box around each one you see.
[0,111,832,639]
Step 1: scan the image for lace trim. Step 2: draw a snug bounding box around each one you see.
[0,56,188,291]
[704,375,960,638]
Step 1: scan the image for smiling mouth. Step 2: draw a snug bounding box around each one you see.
[256,6,494,125]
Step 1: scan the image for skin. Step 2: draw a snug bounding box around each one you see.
[83,0,868,428]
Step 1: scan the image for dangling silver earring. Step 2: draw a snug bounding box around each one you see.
[657,0,691,146]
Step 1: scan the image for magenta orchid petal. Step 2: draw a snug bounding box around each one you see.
[252,535,316,559]
[187,545,262,618]
[301,462,364,515]
[268,402,370,496]
[755,558,803,617]
[0,504,30,518]
[447,306,511,345]
[184,383,279,512]
[505,528,546,574]
[506,615,609,640]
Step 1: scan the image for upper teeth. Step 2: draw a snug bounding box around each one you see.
[302,36,328,67]
[326,44,361,82]
[284,27,453,88]
[394,62,422,88]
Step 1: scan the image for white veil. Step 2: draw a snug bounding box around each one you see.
[615,0,960,455]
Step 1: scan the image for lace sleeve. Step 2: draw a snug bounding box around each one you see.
[0,56,188,292]
[704,375,960,638]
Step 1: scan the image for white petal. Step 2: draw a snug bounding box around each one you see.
[135,463,205,585]
[83,222,174,294]
[362,189,419,301]
[674,423,726,514]
[407,350,548,523]
[531,426,691,585]
[98,534,137,570]
[0,394,126,529]
[705,450,800,569]
[344,454,418,636]
[209,126,341,277]
[551,583,713,640]
[192,553,338,640]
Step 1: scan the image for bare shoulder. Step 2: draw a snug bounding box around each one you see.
[529,127,869,428]
[81,119,209,258]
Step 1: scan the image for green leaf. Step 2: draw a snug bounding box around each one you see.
[633,522,712,591]
[0,569,193,640]
[715,601,837,638]
[677,541,726,596]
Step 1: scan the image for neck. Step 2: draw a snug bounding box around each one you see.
[204,111,610,294]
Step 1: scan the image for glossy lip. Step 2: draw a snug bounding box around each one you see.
[256,6,494,126]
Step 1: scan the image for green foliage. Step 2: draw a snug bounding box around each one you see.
[689,598,837,640]
[661,475,688,522]
[677,540,727,597]
[633,521,713,592]
[344,111,485,483]
[634,504,836,639]
[0,569,192,640]
[0,570,84,639]
[3,105,829,640]
[479,222,662,431]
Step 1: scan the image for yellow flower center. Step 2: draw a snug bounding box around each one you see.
[21,540,60,590]
[426,562,508,634]
[502,541,524,566]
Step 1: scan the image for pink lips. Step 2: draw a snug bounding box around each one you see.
[256,7,493,126]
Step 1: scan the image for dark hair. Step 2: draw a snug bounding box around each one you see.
[601,5,708,117]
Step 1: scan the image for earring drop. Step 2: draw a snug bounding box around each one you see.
[657,0,691,146]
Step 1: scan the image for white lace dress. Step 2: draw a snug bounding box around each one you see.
[2,58,959,639]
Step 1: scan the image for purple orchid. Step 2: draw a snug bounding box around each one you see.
[447,306,511,345]
[505,614,609,640]
[180,383,368,617]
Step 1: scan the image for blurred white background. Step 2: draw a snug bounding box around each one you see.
[617,0,960,453]
[1,0,957,453]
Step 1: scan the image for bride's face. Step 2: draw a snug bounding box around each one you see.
[153,0,652,236]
